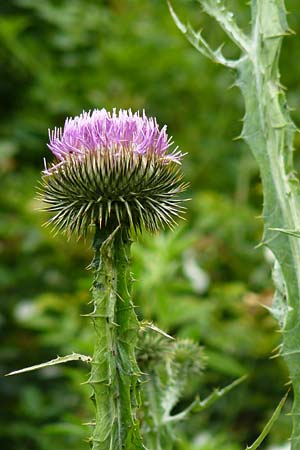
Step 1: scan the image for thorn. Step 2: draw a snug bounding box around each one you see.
[232,133,244,141]
[254,241,266,249]
[81,313,109,318]
[269,353,280,360]
[228,80,238,90]
[272,343,282,353]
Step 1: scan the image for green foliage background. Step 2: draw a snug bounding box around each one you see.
[1,0,300,448]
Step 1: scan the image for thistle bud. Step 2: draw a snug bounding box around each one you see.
[41,108,187,237]
[171,339,204,375]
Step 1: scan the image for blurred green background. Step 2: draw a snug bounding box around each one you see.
[1,0,300,449]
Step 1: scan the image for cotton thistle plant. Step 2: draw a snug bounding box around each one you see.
[40,108,186,450]
[6,108,246,448]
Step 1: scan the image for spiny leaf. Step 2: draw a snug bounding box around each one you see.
[170,0,300,445]
[6,353,92,376]
[168,0,239,68]
[164,374,247,423]
[199,0,250,52]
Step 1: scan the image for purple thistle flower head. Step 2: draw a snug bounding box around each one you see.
[46,109,182,172]
[41,108,187,237]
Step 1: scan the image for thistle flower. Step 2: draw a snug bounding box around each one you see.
[41,108,187,236]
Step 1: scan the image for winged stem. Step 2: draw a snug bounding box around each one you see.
[88,224,144,450]
[169,0,300,447]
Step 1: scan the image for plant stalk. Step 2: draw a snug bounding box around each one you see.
[88,225,144,450]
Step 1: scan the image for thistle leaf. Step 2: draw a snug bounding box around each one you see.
[164,374,247,423]
[199,0,250,52]
[169,0,300,445]
[168,1,240,68]
[6,353,92,376]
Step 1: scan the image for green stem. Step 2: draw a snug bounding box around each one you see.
[88,225,144,450]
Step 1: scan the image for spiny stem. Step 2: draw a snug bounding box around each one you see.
[88,224,144,450]
[236,3,300,445]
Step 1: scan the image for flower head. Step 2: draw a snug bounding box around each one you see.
[46,109,182,170]
[41,108,187,237]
